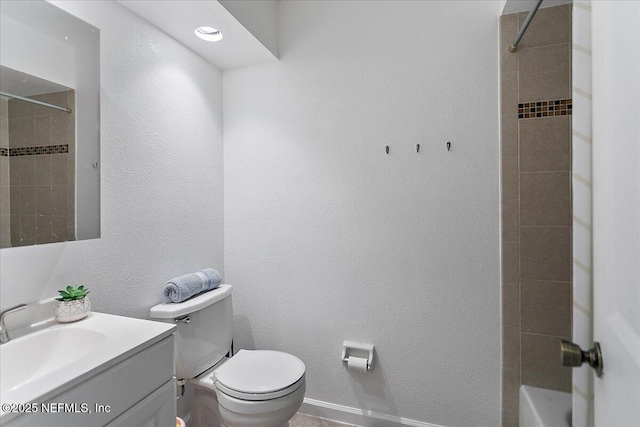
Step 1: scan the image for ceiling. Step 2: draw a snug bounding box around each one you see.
[118,0,277,70]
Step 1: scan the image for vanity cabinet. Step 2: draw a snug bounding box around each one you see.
[6,336,176,427]
[105,379,175,427]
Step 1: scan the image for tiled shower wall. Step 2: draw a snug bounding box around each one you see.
[5,90,75,247]
[500,5,573,426]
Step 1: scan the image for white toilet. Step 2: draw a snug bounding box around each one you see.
[150,285,306,427]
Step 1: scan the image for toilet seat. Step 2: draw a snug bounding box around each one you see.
[215,349,305,401]
[216,375,305,401]
[193,349,306,401]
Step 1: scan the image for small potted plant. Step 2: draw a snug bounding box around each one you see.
[54,285,91,323]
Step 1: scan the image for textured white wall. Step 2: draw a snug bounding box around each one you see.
[224,1,501,426]
[0,1,224,317]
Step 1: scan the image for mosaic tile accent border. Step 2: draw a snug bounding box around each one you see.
[518,98,572,119]
[0,144,69,157]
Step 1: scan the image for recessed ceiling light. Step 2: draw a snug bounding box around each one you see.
[195,26,223,42]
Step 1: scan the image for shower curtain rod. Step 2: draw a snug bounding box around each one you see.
[0,91,72,113]
[509,0,544,52]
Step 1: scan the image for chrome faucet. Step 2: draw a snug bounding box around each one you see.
[0,304,27,344]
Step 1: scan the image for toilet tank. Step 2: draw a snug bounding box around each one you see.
[150,285,233,379]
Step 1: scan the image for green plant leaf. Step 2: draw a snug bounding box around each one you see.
[57,285,90,301]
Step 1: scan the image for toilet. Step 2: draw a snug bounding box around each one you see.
[150,285,306,427]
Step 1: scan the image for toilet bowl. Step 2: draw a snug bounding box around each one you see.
[191,349,306,427]
[150,285,306,427]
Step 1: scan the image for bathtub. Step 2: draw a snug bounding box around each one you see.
[520,385,571,427]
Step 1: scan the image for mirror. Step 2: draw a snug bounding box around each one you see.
[1,67,76,246]
[0,1,100,248]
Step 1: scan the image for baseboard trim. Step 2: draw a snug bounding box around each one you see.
[299,398,445,427]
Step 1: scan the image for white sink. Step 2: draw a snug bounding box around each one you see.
[0,309,175,423]
[1,327,108,393]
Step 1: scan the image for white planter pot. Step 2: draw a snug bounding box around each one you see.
[55,297,91,323]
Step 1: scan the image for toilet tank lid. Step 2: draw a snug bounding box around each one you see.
[149,284,232,319]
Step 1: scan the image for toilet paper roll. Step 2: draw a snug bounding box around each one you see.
[346,356,369,373]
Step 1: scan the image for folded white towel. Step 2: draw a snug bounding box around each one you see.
[163,268,221,303]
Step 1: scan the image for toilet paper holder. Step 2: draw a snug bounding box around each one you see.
[341,341,374,370]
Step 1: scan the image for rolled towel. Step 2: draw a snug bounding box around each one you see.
[163,268,221,303]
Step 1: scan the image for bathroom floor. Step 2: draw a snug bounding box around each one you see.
[289,413,360,427]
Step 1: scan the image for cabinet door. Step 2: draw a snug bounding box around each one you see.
[5,336,175,427]
[106,380,176,427]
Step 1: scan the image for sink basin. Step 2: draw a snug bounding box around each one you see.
[0,327,108,393]
[0,308,175,423]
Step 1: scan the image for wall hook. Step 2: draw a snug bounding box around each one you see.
[446,142,451,151]
[416,144,420,153]
[385,145,389,154]
[92,162,99,169]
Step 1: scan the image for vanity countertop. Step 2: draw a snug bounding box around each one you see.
[0,311,175,423]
